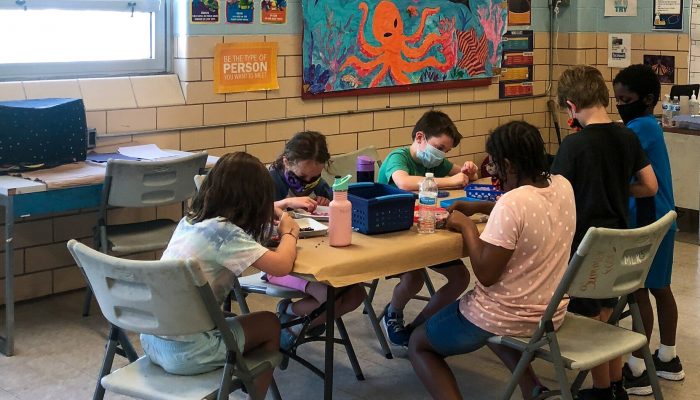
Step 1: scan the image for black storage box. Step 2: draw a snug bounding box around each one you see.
[0,98,87,169]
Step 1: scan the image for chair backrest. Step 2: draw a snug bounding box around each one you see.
[194,174,206,191]
[535,211,676,335]
[567,211,676,299]
[104,152,208,208]
[67,239,219,337]
[321,146,380,184]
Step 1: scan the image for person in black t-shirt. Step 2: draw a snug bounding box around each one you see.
[552,66,658,400]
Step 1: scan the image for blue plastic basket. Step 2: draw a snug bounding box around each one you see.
[347,183,416,234]
[465,183,504,201]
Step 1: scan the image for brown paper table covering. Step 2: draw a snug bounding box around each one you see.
[291,186,490,287]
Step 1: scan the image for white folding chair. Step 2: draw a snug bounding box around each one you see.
[68,239,283,400]
[82,152,208,316]
[488,211,676,400]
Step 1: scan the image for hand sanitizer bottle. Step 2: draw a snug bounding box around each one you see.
[690,91,699,116]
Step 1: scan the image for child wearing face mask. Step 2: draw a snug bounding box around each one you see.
[613,64,684,395]
[551,65,659,400]
[267,131,366,351]
[376,110,479,348]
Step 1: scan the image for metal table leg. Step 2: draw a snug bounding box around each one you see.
[1,196,14,356]
[324,285,336,400]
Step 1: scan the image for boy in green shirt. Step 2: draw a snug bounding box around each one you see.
[377,110,479,347]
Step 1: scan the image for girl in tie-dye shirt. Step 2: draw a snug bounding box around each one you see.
[140,152,299,399]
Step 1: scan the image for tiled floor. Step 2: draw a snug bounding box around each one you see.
[1,241,698,399]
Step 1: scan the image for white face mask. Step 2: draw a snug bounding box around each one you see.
[416,142,446,168]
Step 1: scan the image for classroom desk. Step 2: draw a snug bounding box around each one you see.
[290,188,486,399]
[0,153,215,357]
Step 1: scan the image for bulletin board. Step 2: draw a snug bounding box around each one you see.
[301,0,509,98]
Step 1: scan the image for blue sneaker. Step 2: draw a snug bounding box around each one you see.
[381,304,410,347]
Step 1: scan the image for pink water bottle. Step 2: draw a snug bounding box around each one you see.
[328,174,352,247]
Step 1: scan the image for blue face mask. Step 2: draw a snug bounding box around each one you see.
[416,142,446,168]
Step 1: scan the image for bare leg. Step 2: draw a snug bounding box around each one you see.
[587,312,612,388]
[600,307,622,383]
[411,263,469,328]
[292,283,366,327]
[408,324,462,400]
[650,286,678,346]
[488,343,542,399]
[632,288,654,358]
[235,312,280,400]
[390,270,425,310]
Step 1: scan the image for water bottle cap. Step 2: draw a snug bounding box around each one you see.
[356,155,375,172]
[425,172,434,178]
[332,174,352,191]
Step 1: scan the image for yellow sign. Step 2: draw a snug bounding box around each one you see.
[214,42,279,93]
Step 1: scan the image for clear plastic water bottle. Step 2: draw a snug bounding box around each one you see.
[671,96,681,127]
[418,172,438,234]
[661,94,672,127]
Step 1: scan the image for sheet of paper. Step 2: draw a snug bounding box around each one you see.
[605,0,637,17]
[608,33,631,68]
[118,144,176,160]
[19,162,105,189]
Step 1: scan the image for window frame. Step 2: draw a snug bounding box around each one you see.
[0,0,171,81]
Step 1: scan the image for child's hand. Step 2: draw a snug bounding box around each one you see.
[288,196,318,212]
[446,210,471,232]
[316,196,331,206]
[461,161,478,179]
[278,212,300,237]
[447,201,478,216]
[447,172,469,188]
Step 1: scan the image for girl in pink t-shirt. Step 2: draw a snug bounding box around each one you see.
[408,121,576,400]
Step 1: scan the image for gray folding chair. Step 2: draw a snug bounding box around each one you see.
[82,152,208,316]
[487,211,676,400]
[68,239,283,400]
[321,145,381,184]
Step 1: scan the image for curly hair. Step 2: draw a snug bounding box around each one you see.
[613,64,661,107]
[486,121,550,187]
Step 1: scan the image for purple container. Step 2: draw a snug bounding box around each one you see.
[356,155,375,183]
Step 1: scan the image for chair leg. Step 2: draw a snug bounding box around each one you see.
[498,347,536,400]
[232,279,251,314]
[217,358,235,400]
[335,317,365,381]
[547,332,574,400]
[362,279,379,315]
[117,330,139,362]
[82,286,93,317]
[421,269,436,296]
[629,301,664,400]
[361,283,393,359]
[93,325,120,400]
[270,377,283,400]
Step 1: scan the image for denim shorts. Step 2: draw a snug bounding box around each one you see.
[140,317,245,375]
[425,301,494,357]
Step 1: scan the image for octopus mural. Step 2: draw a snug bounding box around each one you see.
[302,0,508,96]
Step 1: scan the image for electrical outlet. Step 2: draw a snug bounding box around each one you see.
[86,127,97,149]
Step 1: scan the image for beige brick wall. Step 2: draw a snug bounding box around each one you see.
[5,31,687,304]
[549,32,689,153]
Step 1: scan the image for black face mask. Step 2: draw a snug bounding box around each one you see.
[617,100,648,125]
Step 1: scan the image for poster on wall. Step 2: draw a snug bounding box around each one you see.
[604,0,637,17]
[502,30,534,52]
[214,42,279,93]
[508,0,531,25]
[652,0,683,31]
[261,0,287,24]
[608,33,631,68]
[191,0,220,23]
[301,0,509,98]
[226,0,254,23]
[644,54,676,83]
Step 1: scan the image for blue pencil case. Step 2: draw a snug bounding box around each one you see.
[439,196,483,208]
